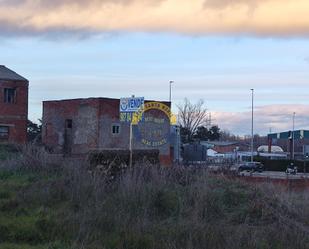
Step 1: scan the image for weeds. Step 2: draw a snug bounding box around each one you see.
[0,145,309,248]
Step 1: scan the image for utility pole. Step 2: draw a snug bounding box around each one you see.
[292,112,296,160]
[251,89,254,162]
[169,80,174,103]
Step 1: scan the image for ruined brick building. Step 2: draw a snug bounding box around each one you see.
[0,66,28,143]
[42,98,173,164]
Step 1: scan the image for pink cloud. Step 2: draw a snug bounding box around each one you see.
[1,0,309,36]
[213,104,309,135]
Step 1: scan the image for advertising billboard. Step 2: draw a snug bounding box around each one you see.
[120,97,144,113]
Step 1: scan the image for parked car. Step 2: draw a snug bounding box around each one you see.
[238,161,264,172]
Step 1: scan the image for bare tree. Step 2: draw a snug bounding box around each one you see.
[177,98,209,142]
[219,130,240,142]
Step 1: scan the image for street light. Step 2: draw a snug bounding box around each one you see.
[292,112,296,160]
[169,80,174,103]
[250,89,254,162]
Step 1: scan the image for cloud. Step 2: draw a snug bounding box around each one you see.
[204,0,261,9]
[213,104,309,135]
[1,0,309,36]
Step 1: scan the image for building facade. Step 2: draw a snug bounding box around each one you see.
[0,66,28,144]
[268,130,309,159]
[200,141,250,153]
[42,97,173,164]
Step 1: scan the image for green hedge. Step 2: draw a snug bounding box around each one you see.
[87,149,160,177]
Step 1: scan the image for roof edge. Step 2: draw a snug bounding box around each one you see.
[0,65,28,82]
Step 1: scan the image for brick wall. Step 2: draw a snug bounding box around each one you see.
[42,98,100,154]
[0,80,28,143]
[42,98,172,164]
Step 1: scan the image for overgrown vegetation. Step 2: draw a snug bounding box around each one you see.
[27,120,42,143]
[0,144,18,161]
[0,145,309,249]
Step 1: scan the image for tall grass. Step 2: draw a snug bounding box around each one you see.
[0,144,62,173]
[0,145,309,249]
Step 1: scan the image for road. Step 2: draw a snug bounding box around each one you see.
[206,165,309,180]
[238,170,309,180]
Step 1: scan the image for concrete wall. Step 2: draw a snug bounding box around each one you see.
[0,80,28,143]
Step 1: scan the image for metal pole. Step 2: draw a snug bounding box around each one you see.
[129,121,133,168]
[251,89,254,162]
[292,112,296,160]
[169,80,173,102]
[169,80,175,164]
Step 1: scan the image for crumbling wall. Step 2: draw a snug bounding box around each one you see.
[73,104,98,153]
[42,99,100,154]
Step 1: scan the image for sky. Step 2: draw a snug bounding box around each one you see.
[1,0,309,135]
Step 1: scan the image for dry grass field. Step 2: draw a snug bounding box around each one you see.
[0,145,309,249]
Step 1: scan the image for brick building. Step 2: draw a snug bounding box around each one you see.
[42,97,173,164]
[0,66,28,144]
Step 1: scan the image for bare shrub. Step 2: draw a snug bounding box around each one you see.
[1,148,309,249]
[0,143,63,172]
[29,163,307,249]
[62,163,309,249]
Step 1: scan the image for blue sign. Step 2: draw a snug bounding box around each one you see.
[120,97,144,113]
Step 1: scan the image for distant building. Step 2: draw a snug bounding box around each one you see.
[42,97,174,165]
[0,66,28,144]
[183,143,208,163]
[268,130,309,159]
[182,140,250,163]
[200,141,250,153]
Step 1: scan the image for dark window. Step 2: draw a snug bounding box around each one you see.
[112,124,120,135]
[4,88,16,103]
[0,126,9,140]
[65,119,73,129]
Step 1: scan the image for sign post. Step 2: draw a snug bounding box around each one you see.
[129,122,133,168]
[120,96,144,169]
